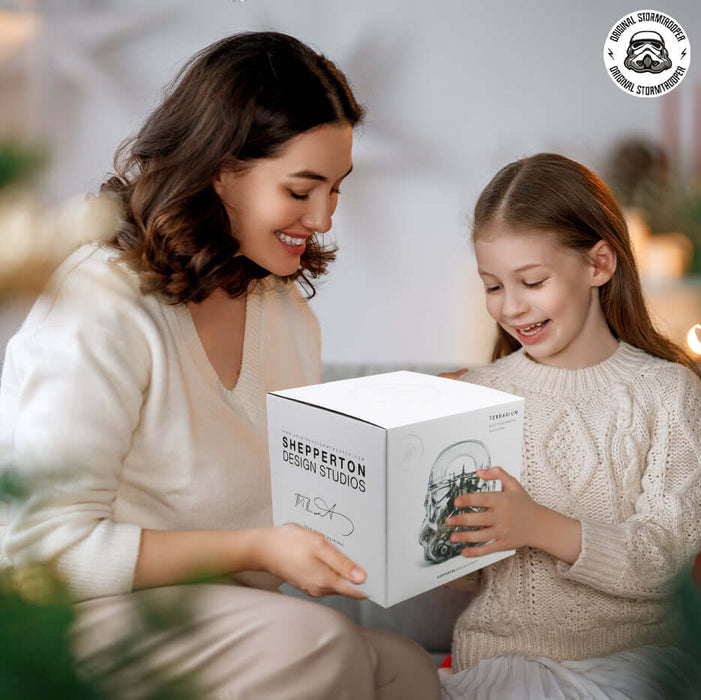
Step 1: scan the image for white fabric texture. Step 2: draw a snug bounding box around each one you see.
[0,243,321,600]
[452,344,701,668]
[440,645,692,700]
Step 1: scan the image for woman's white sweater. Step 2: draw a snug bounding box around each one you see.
[0,244,320,600]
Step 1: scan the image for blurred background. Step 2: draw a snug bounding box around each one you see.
[0,0,700,372]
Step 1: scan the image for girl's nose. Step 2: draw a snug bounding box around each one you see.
[501,288,528,318]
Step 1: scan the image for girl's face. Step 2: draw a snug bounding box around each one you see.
[213,123,353,277]
[474,223,617,369]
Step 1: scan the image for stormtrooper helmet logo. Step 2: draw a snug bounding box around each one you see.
[418,439,497,564]
[623,30,673,73]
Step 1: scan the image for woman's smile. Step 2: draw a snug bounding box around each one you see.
[275,230,312,254]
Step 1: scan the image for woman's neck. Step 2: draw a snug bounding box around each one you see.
[188,288,247,390]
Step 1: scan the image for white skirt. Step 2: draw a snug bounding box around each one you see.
[440,646,691,700]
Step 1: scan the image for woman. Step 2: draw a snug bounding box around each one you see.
[0,32,440,699]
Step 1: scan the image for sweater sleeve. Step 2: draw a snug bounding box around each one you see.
[2,252,151,600]
[557,366,701,599]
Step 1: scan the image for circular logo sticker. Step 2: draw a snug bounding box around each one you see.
[603,10,690,98]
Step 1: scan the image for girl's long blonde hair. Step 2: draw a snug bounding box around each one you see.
[473,153,700,378]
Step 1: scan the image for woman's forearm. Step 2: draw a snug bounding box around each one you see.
[133,527,268,589]
[133,524,368,600]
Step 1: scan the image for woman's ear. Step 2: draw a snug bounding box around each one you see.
[212,170,226,198]
[590,240,617,287]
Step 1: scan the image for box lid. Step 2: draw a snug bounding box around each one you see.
[269,371,523,429]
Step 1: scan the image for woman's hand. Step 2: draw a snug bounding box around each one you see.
[438,369,469,381]
[258,523,368,599]
[445,467,582,564]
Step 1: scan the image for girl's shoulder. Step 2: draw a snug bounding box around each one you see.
[460,343,700,401]
[619,343,700,396]
[458,351,524,393]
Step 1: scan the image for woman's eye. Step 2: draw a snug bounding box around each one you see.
[524,280,545,289]
[485,285,501,294]
[290,188,341,201]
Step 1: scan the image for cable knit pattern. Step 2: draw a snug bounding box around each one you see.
[0,243,321,600]
[452,343,701,670]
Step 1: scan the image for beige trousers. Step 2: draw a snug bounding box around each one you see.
[72,583,440,700]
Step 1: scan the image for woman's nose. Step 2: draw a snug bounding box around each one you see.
[301,197,334,234]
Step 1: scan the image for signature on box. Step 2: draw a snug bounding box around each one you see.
[294,493,355,537]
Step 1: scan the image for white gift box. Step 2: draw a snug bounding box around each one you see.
[267,371,524,607]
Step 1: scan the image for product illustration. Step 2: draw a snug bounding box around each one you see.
[419,440,498,564]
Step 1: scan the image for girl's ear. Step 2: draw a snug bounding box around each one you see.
[589,240,617,287]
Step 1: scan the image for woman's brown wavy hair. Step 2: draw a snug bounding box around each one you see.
[473,153,700,378]
[101,31,364,302]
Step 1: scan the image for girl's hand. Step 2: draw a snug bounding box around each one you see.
[446,467,581,563]
[446,467,541,555]
[258,523,367,599]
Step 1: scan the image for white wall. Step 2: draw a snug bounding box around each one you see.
[11,0,701,366]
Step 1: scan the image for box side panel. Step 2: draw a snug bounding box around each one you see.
[267,395,387,603]
[386,398,524,605]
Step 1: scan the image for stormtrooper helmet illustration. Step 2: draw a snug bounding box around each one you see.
[623,30,673,73]
[418,439,497,564]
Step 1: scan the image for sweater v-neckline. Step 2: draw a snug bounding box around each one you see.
[171,290,263,419]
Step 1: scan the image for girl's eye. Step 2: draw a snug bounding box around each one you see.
[485,285,501,294]
[524,280,545,289]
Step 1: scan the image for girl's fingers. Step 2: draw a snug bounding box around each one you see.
[447,511,492,528]
[461,539,503,558]
[453,492,499,509]
[451,526,496,544]
[477,466,518,489]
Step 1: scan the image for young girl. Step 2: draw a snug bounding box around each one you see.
[441,153,701,698]
[0,32,440,699]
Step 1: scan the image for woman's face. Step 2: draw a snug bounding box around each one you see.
[213,123,353,277]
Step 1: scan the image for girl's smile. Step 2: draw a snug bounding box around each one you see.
[514,319,550,343]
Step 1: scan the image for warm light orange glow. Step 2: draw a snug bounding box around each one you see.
[687,324,701,356]
[0,11,40,63]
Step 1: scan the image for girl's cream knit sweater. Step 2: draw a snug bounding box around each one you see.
[453,343,701,669]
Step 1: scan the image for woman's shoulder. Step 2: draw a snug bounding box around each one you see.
[15,243,159,343]
[50,243,143,300]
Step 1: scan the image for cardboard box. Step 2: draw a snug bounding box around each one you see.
[267,371,524,607]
